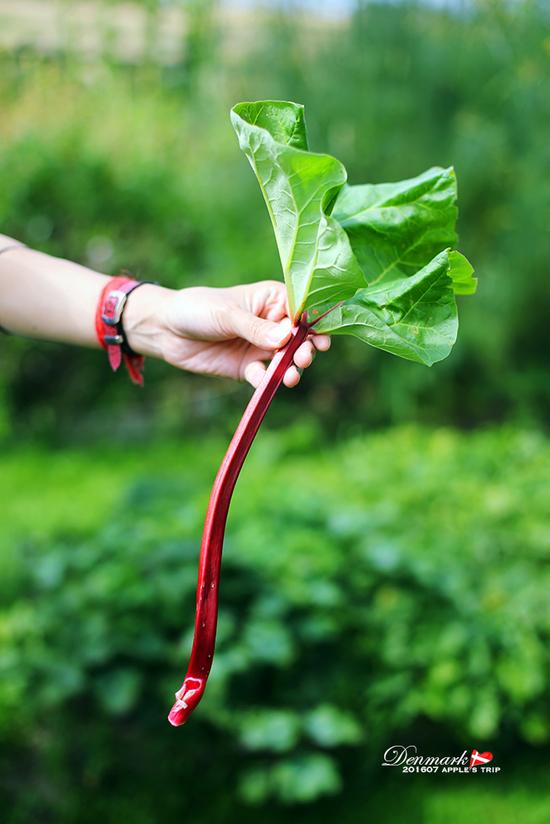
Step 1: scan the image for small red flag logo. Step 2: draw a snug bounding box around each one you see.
[470,750,493,768]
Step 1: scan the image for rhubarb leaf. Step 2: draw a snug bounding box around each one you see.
[315,249,474,365]
[231,100,475,365]
[332,167,460,288]
[231,101,366,321]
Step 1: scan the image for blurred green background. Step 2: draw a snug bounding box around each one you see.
[1,0,549,821]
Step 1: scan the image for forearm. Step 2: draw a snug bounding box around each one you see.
[0,235,326,387]
[0,235,110,347]
[0,234,170,357]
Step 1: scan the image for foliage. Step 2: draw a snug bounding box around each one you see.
[232,101,474,364]
[1,426,549,819]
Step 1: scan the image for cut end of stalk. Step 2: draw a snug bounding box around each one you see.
[167,676,205,727]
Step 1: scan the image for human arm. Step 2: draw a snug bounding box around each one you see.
[0,235,330,387]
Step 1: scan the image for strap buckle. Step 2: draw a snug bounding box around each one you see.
[101,289,128,326]
[95,276,147,386]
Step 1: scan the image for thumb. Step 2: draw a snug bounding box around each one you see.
[230,309,292,350]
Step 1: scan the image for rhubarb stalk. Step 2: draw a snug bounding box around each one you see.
[168,320,310,726]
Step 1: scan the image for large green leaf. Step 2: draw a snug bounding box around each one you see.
[231,100,475,365]
[231,101,366,321]
[332,167,460,287]
[315,250,474,365]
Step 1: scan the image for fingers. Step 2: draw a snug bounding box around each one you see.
[242,352,307,390]
[243,359,299,389]
[230,308,292,351]
[242,334,331,389]
[283,365,301,388]
[285,337,331,384]
[312,334,331,352]
[293,339,314,369]
[243,360,267,388]
[244,363,302,389]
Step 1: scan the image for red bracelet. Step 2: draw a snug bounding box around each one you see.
[95,276,147,386]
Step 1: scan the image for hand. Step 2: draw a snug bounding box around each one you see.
[124,280,331,388]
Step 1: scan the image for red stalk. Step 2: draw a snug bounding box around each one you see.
[168,320,310,726]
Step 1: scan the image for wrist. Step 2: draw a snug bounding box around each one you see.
[122,282,175,360]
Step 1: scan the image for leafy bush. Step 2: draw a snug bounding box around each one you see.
[0,426,548,819]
